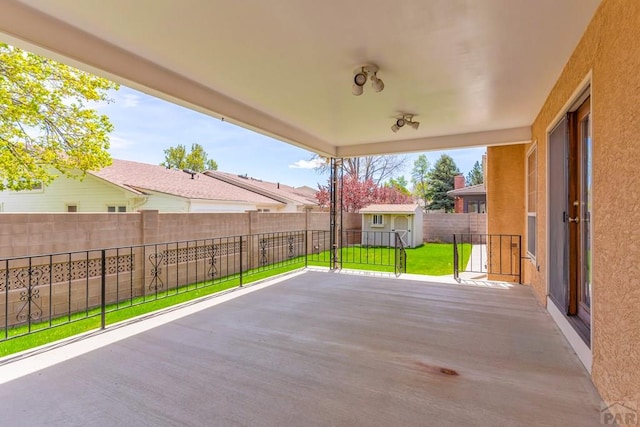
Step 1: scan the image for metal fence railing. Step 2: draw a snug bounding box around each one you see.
[307,230,406,276]
[453,234,522,283]
[0,229,406,344]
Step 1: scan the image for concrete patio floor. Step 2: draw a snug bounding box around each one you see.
[0,271,602,426]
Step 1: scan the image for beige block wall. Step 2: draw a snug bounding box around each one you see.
[489,0,640,411]
[423,213,487,243]
[0,211,347,259]
[0,210,355,327]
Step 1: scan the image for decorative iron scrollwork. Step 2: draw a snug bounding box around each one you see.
[260,238,268,266]
[206,245,219,277]
[148,251,165,291]
[15,267,44,322]
[288,235,295,259]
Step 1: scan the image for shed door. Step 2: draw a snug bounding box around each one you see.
[392,215,410,247]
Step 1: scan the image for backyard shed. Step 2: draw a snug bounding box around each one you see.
[358,204,423,248]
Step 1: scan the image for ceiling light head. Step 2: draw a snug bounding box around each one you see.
[391,113,420,133]
[352,64,383,95]
[354,71,367,87]
[371,74,384,92]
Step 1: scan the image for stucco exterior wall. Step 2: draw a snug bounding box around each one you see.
[486,143,526,261]
[489,0,640,412]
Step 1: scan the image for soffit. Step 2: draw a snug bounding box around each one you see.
[0,0,601,156]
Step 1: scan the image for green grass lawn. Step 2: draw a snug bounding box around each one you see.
[406,243,471,275]
[308,243,470,276]
[0,243,469,357]
[0,260,305,357]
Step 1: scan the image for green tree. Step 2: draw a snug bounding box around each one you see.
[0,43,118,191]
[426,154,460,212]
[386,176,411,196]
[466,160,483,186]
[161,143,218,172]
[410,154,430,210]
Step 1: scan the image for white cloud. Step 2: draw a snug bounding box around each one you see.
[120,93,140,108]
[108,135,135,150]
[288,158,325,169]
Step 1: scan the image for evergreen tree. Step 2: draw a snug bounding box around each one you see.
[466,160,483,186]
[426,154,460,212]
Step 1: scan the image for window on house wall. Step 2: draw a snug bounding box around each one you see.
[527,145,538,259]
[15,181,43,193]
[479,201,486,213]
[67,205,77,212]
[468,201,478,213]
[371,214,384,227]
[107,206,126,213]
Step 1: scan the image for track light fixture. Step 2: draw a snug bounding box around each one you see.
[391,114,420,133]
[352,64,384,96]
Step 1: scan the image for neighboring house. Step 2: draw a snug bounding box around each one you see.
[0,159,299,213]
[447,184,487,213]
[204,171,321,212]
[358,204,423,248]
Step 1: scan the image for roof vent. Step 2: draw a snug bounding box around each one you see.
[182,169,197,179]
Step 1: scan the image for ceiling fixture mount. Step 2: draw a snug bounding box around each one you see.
[352,64,384,96]
[391,114,420,133]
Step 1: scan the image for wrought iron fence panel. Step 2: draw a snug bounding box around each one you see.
[0,229,406,346]
[453,234,522,283]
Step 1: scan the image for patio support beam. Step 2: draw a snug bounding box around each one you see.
[329,158,343,270]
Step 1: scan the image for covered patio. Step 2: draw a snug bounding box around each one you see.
[0,271,601,426]
[2,0,639,422]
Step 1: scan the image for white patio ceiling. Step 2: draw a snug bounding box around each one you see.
[0,0,601,157]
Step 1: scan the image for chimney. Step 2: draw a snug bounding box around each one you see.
[277,182,280,189]
[454,174,465,189]
[453,174,465,213]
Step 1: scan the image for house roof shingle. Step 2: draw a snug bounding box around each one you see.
[446,184,486,197]
[90,159,284,205]
[204,171,318,207]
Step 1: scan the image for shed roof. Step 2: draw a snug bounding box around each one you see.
[359,204,420,214]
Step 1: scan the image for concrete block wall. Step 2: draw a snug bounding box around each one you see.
[0,210,356,259]
[0,211,361,327]
[423,213,487,243]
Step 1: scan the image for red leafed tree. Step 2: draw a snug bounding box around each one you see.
[315,185,330,208]
[342,176,376,212]
[315,176,413,212]
[374,185,414,204]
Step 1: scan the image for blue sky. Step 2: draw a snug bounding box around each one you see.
[98,86,486,189]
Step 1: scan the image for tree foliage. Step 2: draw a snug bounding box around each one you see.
[314,155,407,186]
[161,143,218,172]
[386,176,411,196]
[315,176,412,212]
[426,154,460,212]
[410,154,430,210]
[0,43,118,190]
[466,160,483,186]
